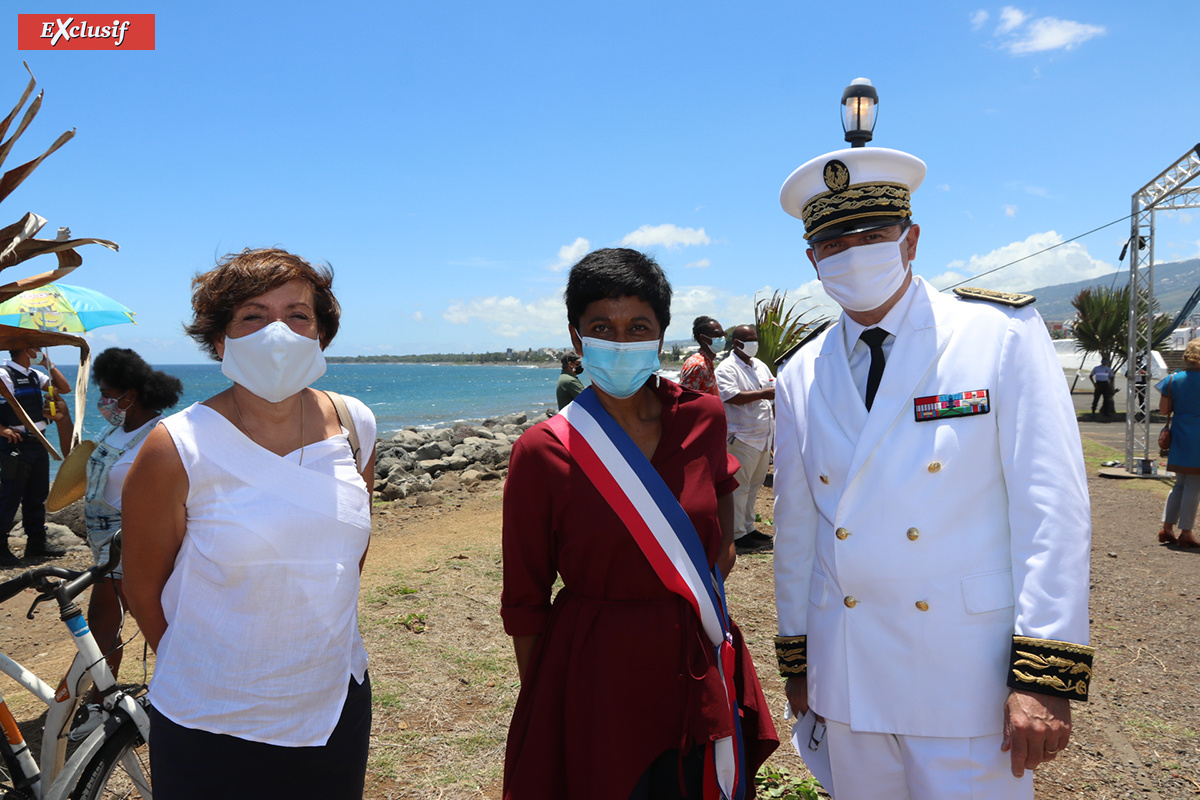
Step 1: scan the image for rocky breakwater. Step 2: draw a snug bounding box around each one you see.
[373,409,552,505]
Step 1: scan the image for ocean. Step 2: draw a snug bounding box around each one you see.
[43,362,567,479]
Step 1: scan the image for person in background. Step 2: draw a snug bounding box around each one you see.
[715,324,775,554]
[0,347,72,565]
[1156,339,1200,548]
[68,348,184,741]
[773,145,1092,798]
[502,248,776,799]
[122,248,376,799]
[1090,356,1115,418]
[679,315,724,396]
[556,351,584,409]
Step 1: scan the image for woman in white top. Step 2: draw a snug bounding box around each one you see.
[70,348,183,740]
[123,248,376,800]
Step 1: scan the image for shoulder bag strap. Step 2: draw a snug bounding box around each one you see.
[324,391,362,469]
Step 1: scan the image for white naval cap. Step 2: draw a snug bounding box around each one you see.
[779,147,927,243]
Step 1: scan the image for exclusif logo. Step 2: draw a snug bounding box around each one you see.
[17,14,155,50]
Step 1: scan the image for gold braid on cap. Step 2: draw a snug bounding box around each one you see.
[1007,636,1095,702]
[775,635,807,677]
[802,183,912,241]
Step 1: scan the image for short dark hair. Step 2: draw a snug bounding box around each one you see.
[564,248,671,332]
[93,348,184,413]
[184,248,341,361]
[692,316,719,343]
[560,352,580,369]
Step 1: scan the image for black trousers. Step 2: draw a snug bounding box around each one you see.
[0,438,49,544]
[628,747,705,799]
[149,672,371,800]
[1092,381,1114,415]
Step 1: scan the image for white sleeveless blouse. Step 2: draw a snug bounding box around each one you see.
[149,398,374,746]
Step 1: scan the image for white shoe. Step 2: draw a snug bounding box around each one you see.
[68,704,104,742]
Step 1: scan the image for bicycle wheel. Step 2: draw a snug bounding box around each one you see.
[69,720,151,800]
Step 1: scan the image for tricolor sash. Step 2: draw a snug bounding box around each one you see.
[547,388,746,800]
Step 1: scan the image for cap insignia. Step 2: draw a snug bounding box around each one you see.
[823,160,849,192]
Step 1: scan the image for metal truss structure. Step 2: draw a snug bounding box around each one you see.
[1126,144,1200,473]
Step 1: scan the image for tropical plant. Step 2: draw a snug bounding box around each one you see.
[1071,284,1172,370]
[754,290,823,375]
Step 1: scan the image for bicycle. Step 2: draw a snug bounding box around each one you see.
[0,533,151,799]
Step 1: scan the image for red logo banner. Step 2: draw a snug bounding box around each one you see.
[17,14,155,50]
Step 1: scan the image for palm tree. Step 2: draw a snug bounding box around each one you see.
[1070,284,1172,370]
[753,290,823,375]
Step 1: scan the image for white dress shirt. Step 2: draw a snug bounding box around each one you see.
[715,353,775,450]
[841,279,919,406]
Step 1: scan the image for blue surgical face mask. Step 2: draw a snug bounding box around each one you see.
[578,334,661,399]
[709,336,726,352]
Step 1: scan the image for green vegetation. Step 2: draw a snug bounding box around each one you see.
[1071,285,1172,369]
[754,290,825,375]
[755,764,824,799]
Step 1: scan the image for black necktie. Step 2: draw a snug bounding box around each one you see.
[860,327,889,411]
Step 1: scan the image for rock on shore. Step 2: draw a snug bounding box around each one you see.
[372,409,552,503]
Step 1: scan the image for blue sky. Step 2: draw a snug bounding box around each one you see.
[3,2,1199,364]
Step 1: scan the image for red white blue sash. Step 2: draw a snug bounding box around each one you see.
[547,388,745,800]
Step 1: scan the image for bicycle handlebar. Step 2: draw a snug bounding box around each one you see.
[0,531,123,606]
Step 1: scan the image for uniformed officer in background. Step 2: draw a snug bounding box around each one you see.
[771,146,1093,799]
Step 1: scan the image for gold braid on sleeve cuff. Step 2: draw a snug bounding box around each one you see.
[775,635,807,678]
[1006,636,1095,702]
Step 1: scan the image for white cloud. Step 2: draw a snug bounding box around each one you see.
[1002,14,1104,55]
[685,258,711,269]
[553,237,591,271]
[938,183,951,192]
[411,311,424,322]
[1005,204,1018,217]
[970,10,989,30]
[442,295,566,338]
[621,224,711,249]
[997,7,1027,34]
[927,231,1113,293]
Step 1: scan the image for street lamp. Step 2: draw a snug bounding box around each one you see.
[842,77,878,148]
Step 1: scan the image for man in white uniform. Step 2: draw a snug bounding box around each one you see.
[771,146,1092,799]
[715,325,775,553]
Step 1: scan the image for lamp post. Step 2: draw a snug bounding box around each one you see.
[842,78,878,148]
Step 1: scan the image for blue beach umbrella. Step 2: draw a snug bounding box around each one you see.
[0,282,135,333]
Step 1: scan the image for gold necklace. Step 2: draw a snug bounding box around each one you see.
[231,389,304,466]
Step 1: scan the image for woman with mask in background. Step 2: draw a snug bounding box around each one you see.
[122,248,376,799]
[69,347,183,741]
[501,248,777,800]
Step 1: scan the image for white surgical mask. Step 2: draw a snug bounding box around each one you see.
[29,351,44,366]
[578,334,661,399]
[738,340,759,359]
[815,237,909,313]
[221,321,327,403]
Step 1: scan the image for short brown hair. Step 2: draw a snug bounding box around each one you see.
[185,248,341,360]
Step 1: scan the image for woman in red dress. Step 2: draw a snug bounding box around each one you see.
[501,248,777,799]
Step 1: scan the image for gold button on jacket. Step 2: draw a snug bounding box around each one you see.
[835,527,850,540]
[915,601,929,612]
[906,527,920,541]
[843,596,857,608]
[927,461,942,473]
[820,474,830,484]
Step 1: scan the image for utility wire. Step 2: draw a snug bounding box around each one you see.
[939,212,1135,292]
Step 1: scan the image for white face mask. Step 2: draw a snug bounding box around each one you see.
[221,321,327,403]
[578,334,661,399]
[737,340,759,359]
[814,237,909,313]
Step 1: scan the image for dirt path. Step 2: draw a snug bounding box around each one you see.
[2,425,1197,798]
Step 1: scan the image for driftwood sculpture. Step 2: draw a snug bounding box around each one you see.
[0,63,118,459]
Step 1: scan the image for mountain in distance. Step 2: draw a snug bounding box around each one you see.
[1024,257,1200,322]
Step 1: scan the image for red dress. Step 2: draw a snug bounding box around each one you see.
[501,379,777,799]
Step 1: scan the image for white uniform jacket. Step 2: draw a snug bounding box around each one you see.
[773,277,1091,739]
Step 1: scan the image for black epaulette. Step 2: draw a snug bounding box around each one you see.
[774,320,832,369]
[953,287,1035,308]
